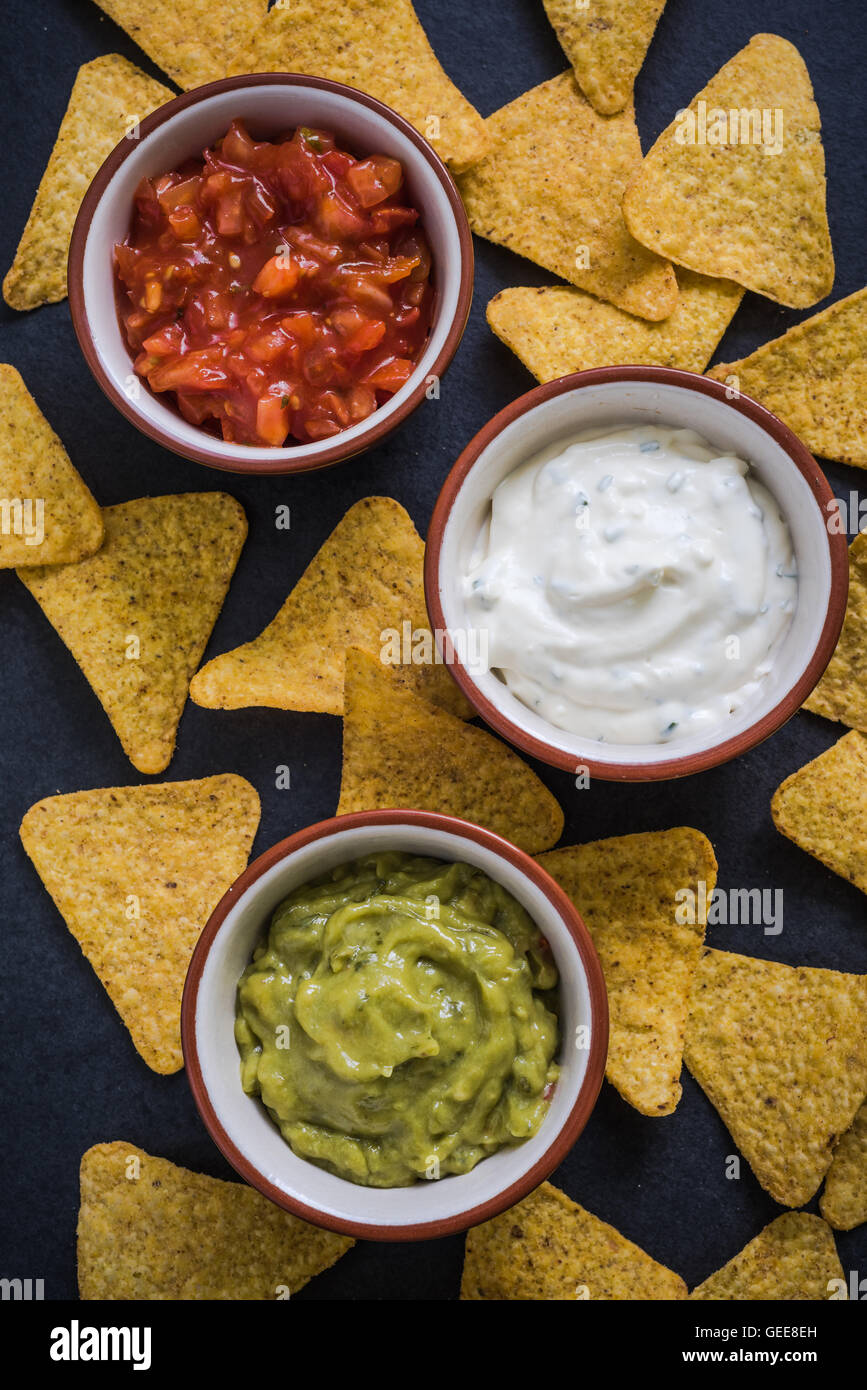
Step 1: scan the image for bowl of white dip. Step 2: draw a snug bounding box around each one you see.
[424,367,848,780]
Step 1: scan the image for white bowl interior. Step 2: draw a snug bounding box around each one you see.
[81,81,463,461]
[437,380,832,768]
[194,822,593,1231]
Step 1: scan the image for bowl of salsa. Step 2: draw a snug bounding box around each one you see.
[69,74,473,473]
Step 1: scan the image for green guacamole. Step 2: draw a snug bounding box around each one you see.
[235,852,560,1188]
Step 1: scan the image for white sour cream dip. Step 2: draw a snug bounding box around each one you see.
[463,424,798,745]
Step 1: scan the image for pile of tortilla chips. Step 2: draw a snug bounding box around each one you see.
[78,1142,353,1298]
[478,30,863,474]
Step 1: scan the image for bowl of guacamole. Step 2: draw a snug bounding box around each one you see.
[235,851,560,1188]
[182,810,607,1239]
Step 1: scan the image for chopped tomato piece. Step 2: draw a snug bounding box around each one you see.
[252,253,301,297]
[256,393,291,445]
[346,155,403,207]
[363,358,414,392]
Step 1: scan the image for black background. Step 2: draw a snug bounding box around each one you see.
[1,0,865,1302]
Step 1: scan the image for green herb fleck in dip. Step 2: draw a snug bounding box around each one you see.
[235,852,560,1187]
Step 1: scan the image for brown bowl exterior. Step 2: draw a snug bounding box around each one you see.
[181,809,609,1241]
[425,367,849,782]
[68,74,473,475]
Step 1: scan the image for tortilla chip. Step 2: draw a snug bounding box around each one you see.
[708,288,867,467]
[690,1213,844,1300]
[458,72,677,320]
[18,493,246,775]
[821,1100,867,1231]
[191,497,470,719]
[233,0,488,173]
[803,533,867,729]
[771,732,867,896]
[622,34,834,309]
[684,947,867,1207]
[0,365,103,567]
[78,1142,353,1298]
[542,0,667,115]
[537,829,717,1116]
[488,272,743,382]
[3,56,171,311]
[92,1,265,91]
[20,776,260,1073]
[461,1181,686,1299]
[337,648,563,854]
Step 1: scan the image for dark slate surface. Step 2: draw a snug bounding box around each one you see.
[0,0,864,1301]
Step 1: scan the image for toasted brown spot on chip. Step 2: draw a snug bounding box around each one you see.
[542,0,667,115]
[233,0,488,173]
[488,271,743,382]
[622,34,834,309]
[461,1181,687,1299]
[771,731,867,895]
[538,828,717,1116]
[191,496,470,719]
[684,947,867,1207]
[18,493,247,774]
[708,287,867,467]
[20,776,260,1073]
[458,72,677,320]
[337,647,563,854]
[92,1,265,91]
[821,1100,867,1231]
[3,56,171,311]
[0,365,103,567]
[690,1213,844,1300]
[78,1141,353,1297]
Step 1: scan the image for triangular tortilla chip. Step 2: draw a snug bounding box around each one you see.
[20,776,260,1073]
[542,0,667,115]
[537,828,717,1116]
[622,34,834,308]
[488,272,743,383]
[3,56,171,311]
[771,732,867,895]
[684,947,867,1207]
[821,1100,867,1231]
[191,497,470,719]
[458,72,677,320]
[690,1213,844,1300]
[337,648,563,853]
[78,1142,353,1298]
[233,0,488,173]
[18,493,247,774]
[461,1181,687,1299]
[708,288,867,467]
[92,1,265,91]
[803,533,867,729]
[0,365,103,566]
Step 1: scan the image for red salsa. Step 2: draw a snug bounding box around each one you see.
[115,120,434,447]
